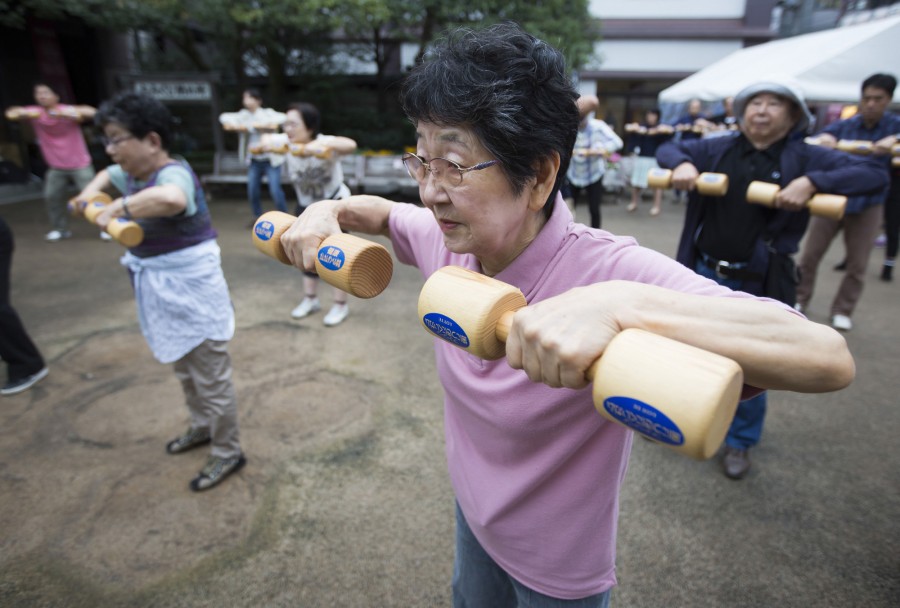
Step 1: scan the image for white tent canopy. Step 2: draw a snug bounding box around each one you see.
[659,15,900,107]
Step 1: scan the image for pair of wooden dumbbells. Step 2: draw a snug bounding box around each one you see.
[68,192,144,247]
[646,169,847,220]
[807,138,900,168]
[252,211,743,460]
[249,142,333,159]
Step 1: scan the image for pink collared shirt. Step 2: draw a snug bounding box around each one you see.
[23,105,92,170]
[389,195,766,598]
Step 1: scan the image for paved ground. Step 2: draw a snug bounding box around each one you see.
[1,189,897,607]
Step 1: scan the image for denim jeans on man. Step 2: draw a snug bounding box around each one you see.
[247,159,287,217]
[694,260,767,450]
[452,502,612,608]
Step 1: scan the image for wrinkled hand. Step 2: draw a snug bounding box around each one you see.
[279,200,343,272]
[671,162,700,191]
[775,176,817,212]
[504,284,625,390]
[873,134,898,155]
[94,199,122,230]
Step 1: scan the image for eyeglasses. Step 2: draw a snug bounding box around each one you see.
[101,135,135,147]
[402,153,500,187]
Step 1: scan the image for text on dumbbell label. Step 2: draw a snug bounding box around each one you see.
[317,246,345,271]
[603,396,685,445]
[422,313,470,348]
[254,221,275,241]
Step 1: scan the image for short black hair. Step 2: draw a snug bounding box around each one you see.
[32,81,60,100]
[400,22,579,218]
[862,73,897,97]
[286,102,321,137]
[244,88,263,102]
[95,92,173,149]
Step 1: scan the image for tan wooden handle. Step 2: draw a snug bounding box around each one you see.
[69,192,112,217]
[81,195,144,247]
[106,218,144,247]
[418,266,744,460]
[252,210,393,298]
[746,181,846,220]
[646,169,728,196]
[836,140,873,155]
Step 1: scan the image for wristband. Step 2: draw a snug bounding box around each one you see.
[121,196,133,220]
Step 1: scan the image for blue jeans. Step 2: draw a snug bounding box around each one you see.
[452,503,612,608]
[694,259,767,450]
[247,159,287,217]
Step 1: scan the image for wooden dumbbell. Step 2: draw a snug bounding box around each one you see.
[646,168,729,196]
[290,144,333,160]
[252,210,393,298]
[746,181,846,221]
[417,265,744,460]
[836,140,873,155]
[79,193,145,247]
[68,192,111,217]
[572,148,608,158]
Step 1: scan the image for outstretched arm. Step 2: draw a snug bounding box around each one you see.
[280,194,395,272]
[506,280,854,393]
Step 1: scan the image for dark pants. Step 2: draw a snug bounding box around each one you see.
[694,258,767,450]
[570,180,605,229]
[884,174,900,260]
[0,218,45,383]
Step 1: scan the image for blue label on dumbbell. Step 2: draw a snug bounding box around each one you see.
[700,174,718,182]
[422,313,470,348]
[317,245,345,271]
[254,220,275,241]
[603,396,684,445]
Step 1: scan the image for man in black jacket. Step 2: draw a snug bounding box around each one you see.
[656,80,886,480]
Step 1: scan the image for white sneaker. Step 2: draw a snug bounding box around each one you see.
[99,231,113,241]
[323,303,349,327]
[291,297,321,319]
[45,230,72,241]
[831,314,853,331]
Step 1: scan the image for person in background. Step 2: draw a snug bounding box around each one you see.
[0,216,49,396]
[565,94,622,229]
[796,74,899,321]
[704,96,739,139]
[674,98,714,141]
[624,109,672,216]
[260,101,358,326]
[75,92,245,492]
[219,88,287,226]
[4,82,97,241]
[657,80,885,480]
[709,96,737,130]
[280,23,855,604]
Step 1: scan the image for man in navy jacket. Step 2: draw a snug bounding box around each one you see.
[656,80,886,480]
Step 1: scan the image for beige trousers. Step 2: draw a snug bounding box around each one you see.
[172,339,241,459]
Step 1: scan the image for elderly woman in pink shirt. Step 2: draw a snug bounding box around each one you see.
[278,23,854,607]
[5,82,97,241]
